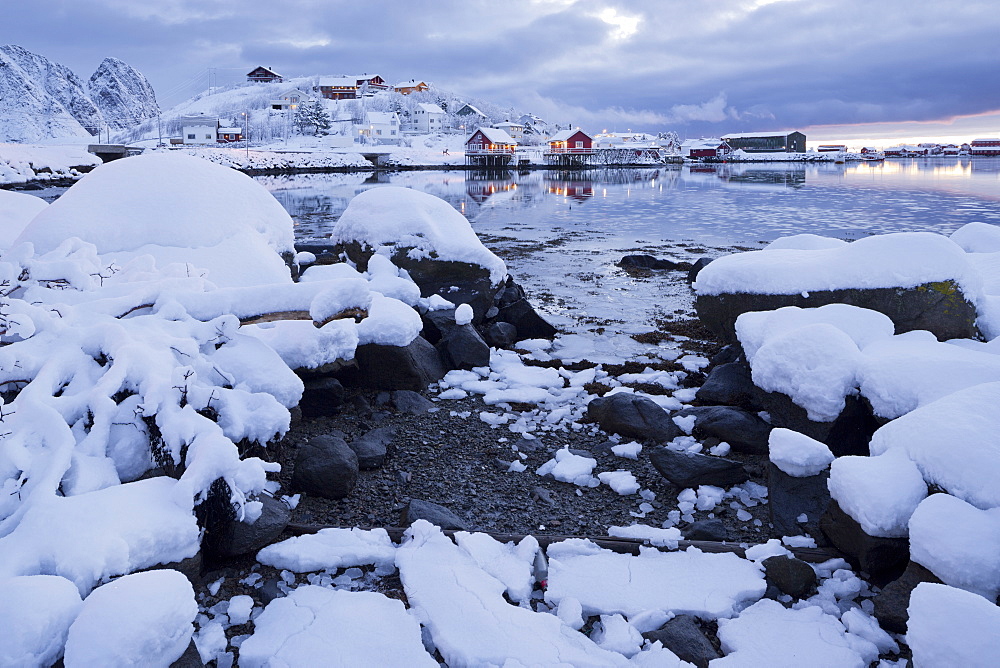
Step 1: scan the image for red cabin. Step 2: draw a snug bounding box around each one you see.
[547,129,593,154]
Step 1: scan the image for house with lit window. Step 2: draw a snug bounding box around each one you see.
[217,127,243,143]
[465,127,517,166]
[180,114,220,145]
[546,129,593,154]
[360,111,401,145]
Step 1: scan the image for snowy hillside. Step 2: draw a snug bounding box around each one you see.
[87,57,159,130]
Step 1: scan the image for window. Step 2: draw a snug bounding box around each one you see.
[206,134,213,139]
[575,141,583,149]
[376,129,382,135]
[187,134,195,139]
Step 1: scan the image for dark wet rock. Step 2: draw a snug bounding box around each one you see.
[649,448,749,489]
[758,391,876,457]
[338,337,445,391]
[710,344,743,367]
[161,553,203,585]
[586,394,681,443]
[695,362,762,410]
[763,555,818,599]
[298,377,345,418]
[217,494,291,557]
[695,280,979,344]
[617,255,689,271]
[483,321,518,348]
[402,499,469,530]
[674,405,771,455]
[495,298,557,341]
[339,239,500,323]
[169,639,205,668]
[820,500,909,581]
[258,577,284,605]
[348,426,395,470]
[873,561,942,634]
[391,390,435,414]
[642,615,720,667]
[687,257,714,284]
[768,463,831,546]
[292,435,359,500]
[437,323,491,370]
[684,518,729,542]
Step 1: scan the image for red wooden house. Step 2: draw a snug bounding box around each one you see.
[971,139,1000,156]
[546,129,594,154]
[465,128,517,166]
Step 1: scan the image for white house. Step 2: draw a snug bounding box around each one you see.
[361,111,401,145]
[405,103,446,134]
[180,114,219,144]
[494,121,525,140]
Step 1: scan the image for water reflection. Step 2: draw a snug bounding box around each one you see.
[253,158,1000,245]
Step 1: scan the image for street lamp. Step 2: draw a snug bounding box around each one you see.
[242,111,249,160]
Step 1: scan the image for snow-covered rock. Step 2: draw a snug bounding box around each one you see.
[0,575,82,668]
[0,188,47,248]
[827,449,927,538]
[63,569,197,668]
[768,428,834,477]
[256,527,396,574]
[908,493,1000,600]
[907,583,1000,668]
[15,152,295,287]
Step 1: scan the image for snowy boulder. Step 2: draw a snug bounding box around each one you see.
[338,336,446,391]
[0,575,82,668]
[694,233,981,342]
[907,583,1000,668]
[214,493,291,557]
[0,188,47,248]
[333,186,507,321]
[908,493,1000,600]
[63,569,197,668]
[827,449,928,538]
[768,428,834,478]
[819,501,910,578]
[489,275,558,341]
[767,462,832,546]
[587,393,681,443]
[14,152,296,288]
[641,615,721,666]
[868,381,1000,509]
[951,221,1000,253]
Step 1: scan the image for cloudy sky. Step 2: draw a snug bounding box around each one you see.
[6,0,1000,144]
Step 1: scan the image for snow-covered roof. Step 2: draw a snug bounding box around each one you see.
[366,111,398,125]
[548,129,589,142]
[248,66,282,77]
[456,104,487,117]
[395,80,429,88]
[318,76,358,88]
[681,138,727,149]
[469,127,516,144]
[495,121,524,129]
[180,114,218,126]
[416,103,445,114]
[722,131,802,139]
[218,127,242,133]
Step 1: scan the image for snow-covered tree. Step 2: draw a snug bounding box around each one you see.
[294,101,332,136]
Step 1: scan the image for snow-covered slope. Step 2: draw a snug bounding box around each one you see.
[88,57,159,130]
[0,45,97,143]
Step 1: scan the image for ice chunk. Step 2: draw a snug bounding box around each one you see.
[239,586,435,668]
[591,614,643,658]
[454,532,539,603]
[598,470,641,495]
[455,303,474,326]
[256,527,396,574]
[396,521,630,666]
[546,545,765,619]
[608,524,682,549]
[536,447,599,487]
[828,449,927,537]
[713,598,871,667]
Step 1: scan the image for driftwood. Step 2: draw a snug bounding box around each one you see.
[285,523,845,564]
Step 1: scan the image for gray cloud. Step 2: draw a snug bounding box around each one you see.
[5,0,1000,138]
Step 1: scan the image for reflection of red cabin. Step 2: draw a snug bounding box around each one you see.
[547,129,593,154]
[547,181,594,201]
[247,66,283,83]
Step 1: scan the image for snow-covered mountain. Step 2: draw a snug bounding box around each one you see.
[0,45,157,143]
[88,57,159,130]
